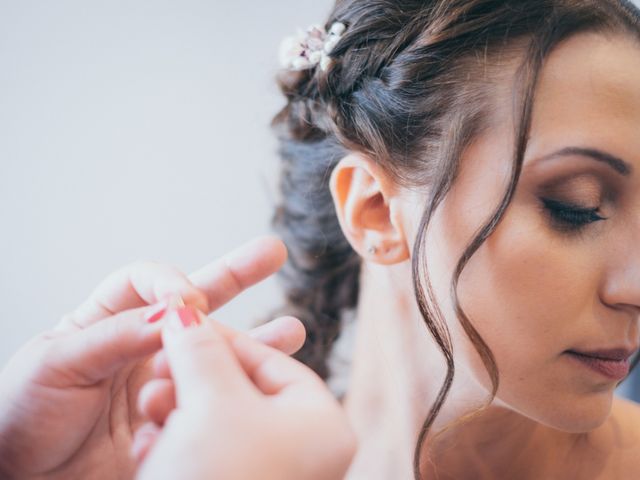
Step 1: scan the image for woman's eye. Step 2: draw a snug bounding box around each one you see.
[540,197,607,232]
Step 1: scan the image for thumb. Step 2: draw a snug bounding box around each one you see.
[47,302,168,385]
[161,306,256,409]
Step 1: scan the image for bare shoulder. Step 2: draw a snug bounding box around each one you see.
[608,396,640,469]
[611,396,640,432]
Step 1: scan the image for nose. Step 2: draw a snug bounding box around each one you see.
[599,255,640,320]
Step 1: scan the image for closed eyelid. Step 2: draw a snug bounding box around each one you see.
[538,174,605,206]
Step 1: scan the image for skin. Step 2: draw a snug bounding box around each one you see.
[329,31,640,479]
[134,307,356,480]
[0,236,308,479]
[6,27,640,480]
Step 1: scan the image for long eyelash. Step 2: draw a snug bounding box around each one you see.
[540,197,607,234]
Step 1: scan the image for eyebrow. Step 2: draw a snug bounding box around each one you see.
[536,147,633,177]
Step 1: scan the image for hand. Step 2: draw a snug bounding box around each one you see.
[0,236,305,480]
[134,307,357,480]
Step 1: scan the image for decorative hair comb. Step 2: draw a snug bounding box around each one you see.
[278,21,347,72]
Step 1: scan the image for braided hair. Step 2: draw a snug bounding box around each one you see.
[267,1,640,478]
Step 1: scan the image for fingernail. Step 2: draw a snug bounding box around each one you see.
[167,306,202,330]
[144,301,169,324]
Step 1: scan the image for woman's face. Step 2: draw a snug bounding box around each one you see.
[418,31,640,432]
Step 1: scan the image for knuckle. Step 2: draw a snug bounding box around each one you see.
[223,258,246,293]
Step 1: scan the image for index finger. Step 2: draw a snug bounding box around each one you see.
[188,234,288,312]
[60,262,210,330]
[61,235,287,329]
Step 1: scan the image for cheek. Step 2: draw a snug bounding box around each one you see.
[429,191,600,380]
[452,204,613,430]
[459,206,596,372]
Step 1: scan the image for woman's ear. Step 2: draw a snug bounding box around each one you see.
[329,153,410,265]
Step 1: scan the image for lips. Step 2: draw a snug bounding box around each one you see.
[565,348,636,381]
[572,348,635,361]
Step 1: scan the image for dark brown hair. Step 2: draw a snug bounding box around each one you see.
[268,1,640,478]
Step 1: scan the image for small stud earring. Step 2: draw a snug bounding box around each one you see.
[367,245,378,255]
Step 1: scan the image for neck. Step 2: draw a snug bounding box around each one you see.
[339,259,612,479]
[341,258,442,478]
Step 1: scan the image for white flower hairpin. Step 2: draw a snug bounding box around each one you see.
[279,21,347,72]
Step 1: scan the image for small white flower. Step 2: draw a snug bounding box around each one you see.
[278,33,306,69]
[320,55,332,72]
[324,35,341,54]
[278,21,347,72]
[330,22,346,36]
[291,56,312,70]
[308,50,323,65]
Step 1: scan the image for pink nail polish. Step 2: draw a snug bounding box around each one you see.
[144,301,169,324]
[176,306,201,328]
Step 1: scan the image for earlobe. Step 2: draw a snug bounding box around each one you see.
[329,153,410,265]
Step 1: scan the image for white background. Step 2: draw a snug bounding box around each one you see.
[0,0,333,364]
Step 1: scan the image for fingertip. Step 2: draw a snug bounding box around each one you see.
[277,315,306,341]
[152,350,171,379]
[138,378,176,425]
[229,235,288,275]
[260,234,288,264]
[162,305,210,333]
[248,316,307,355]
[231,333,323,397]
[137,380,157,418]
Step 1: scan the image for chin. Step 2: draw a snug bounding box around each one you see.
[531,389,615,433]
